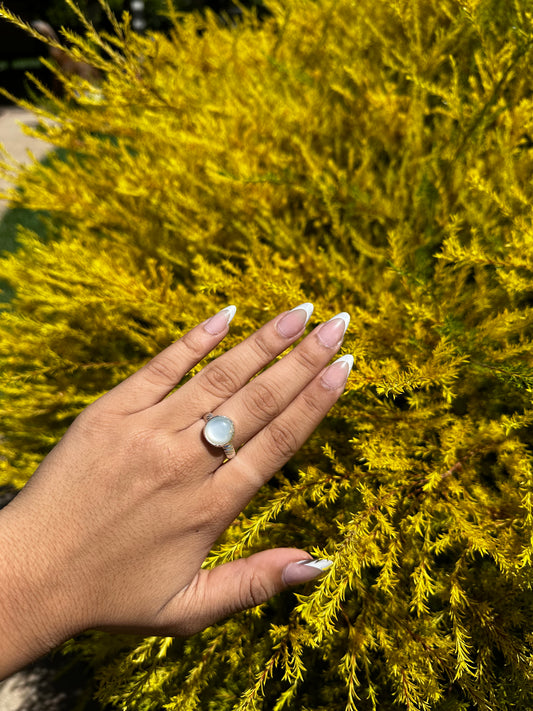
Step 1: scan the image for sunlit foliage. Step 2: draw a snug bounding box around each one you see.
[2,0,533,708]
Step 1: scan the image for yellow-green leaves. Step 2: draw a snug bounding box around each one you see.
[2,0,533,708]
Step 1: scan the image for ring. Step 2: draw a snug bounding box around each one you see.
[203,413,236,459]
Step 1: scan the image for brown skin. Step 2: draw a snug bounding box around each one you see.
[0,305,351,679]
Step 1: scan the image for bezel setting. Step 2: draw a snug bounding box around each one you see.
[203,415,235,447]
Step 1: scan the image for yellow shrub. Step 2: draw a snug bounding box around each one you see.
[2,0,533,708]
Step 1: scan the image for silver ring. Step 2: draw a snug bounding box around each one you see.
[202,413,236,459]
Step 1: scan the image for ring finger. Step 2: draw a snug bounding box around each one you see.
[211,353,354,518]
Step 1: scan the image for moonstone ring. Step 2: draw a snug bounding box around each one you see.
[203,413,236,459]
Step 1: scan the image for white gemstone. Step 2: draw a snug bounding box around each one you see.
[204,416,235,447]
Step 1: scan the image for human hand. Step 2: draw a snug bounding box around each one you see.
[0,304,352,677]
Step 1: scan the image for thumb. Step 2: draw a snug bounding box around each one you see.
[164,549,333,636]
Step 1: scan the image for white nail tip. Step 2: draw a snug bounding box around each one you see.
[330,311,351,331]
[298,558,334,571]
[222,305,237,324]
[334,354,354,370]
[291,302,314,323]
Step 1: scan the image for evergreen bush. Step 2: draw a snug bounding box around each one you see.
[2,0,533,708]
[2,0,125,31]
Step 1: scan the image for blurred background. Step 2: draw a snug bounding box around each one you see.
[0,0,267,104]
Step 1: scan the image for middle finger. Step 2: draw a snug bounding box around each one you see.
[154,303,316,427]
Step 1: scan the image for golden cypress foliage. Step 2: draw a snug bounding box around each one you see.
[2,0,533,707]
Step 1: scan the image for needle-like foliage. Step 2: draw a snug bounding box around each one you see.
[2,0,533,708]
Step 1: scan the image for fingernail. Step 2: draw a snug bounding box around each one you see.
[204,305,237,335]
[282,558,333,586]
[276,302,314,339]
[316,312,350,348]
[321,354,354,390]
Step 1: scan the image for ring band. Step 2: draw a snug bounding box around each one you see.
[203,413,236,459]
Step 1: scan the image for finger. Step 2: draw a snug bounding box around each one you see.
[214,354,354,500]
[154,303,315,426]
[96,306,237,414]
[157,549,333,636]
[202,312,351,458]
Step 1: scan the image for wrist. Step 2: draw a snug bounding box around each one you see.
[0,496,79,679]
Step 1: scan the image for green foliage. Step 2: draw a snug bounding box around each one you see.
[2,0,533,708]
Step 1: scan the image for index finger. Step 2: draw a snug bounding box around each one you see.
[156,303,315,426]
[95,305,238,414]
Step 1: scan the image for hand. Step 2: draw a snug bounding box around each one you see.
[0,304,352,677]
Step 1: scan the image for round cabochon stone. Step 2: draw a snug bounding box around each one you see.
[204,415,235,446]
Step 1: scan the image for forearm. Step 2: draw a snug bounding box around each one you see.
[0,499,72,680]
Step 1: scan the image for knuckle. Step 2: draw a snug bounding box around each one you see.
[156,449,185,489]
[143,353,180,387]
[266,421,300,459]
[249,332,276,361]
[128,425,162,459]
[244,381,281,422]
[292,345,319,375]
[128,427,181,490]
[201,361,240,399]
[158,439,204,490]
[179,329,206,359]
[240,571,271,609]
[72,402,117,439]
[187,492,221,529]
[195,503,219,530]
[300,391,323,420]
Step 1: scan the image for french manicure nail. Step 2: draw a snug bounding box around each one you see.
[276,302,314,339]
[316,312,350,348]
[204,305,237,335]
[282,558,333,586]
[321,354,354,390]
